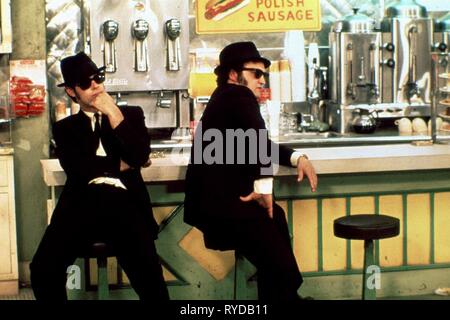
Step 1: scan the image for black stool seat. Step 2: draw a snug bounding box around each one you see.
[86,242,114,258]
[334,214,400,240]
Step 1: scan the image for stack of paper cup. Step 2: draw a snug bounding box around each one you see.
[283,30,306,102]
[266,100,281,138]
[269,61,281,102]
[279,60,292,103]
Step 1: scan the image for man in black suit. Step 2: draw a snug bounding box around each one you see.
[184,42,318,301]
[30,52,168,301]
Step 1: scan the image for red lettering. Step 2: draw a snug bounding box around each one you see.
[247,8,315,23]
[258,11,267,22]
[256,0,263,8]
[297,0,304,6]
[286,10,295,20]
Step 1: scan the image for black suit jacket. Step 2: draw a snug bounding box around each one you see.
[184,84,294,232]
[51,106,158,237]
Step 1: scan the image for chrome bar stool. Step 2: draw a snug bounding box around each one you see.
[334,214,400,300]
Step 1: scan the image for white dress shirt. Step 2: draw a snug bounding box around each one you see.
[253,152,304,194]
[83,111,127,190]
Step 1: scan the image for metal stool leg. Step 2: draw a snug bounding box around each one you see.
[234,252,246,300]
[362,239,376,300]
[97,256,109,300]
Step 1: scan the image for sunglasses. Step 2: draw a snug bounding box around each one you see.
[76,71,106,90]
[240,68,269,79]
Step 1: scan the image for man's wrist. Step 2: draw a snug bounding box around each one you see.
[290,152,309,167]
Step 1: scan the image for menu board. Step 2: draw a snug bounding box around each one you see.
[196,0,321,34]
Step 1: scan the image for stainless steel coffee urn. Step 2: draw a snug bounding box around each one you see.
[82,0,190,133]
[434,12,450,79]
[329,9,381,106]
[381,0,433,105]
[436,12,450,51]
[327,0,436,134]
[327,9,382,132]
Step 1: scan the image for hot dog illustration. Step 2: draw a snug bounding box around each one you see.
[204,0,250,21]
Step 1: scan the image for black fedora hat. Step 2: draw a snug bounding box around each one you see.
[214,41,271,75]
[57,52,105,87]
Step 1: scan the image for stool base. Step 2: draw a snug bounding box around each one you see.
[362,239,376,300]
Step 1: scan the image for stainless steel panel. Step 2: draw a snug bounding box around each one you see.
[112,89,190,129]
[381,32,394,103]
[329,32,340,102]
[85,0,189,93]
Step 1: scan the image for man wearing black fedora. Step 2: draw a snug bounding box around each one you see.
[30,52,169,300]
[184,42,318,300]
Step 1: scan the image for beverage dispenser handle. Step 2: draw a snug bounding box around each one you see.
[165,19,181,71]
[102,20,119,73]
[132,19,150,72]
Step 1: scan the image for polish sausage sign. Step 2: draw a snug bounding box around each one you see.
[196,0,321,34]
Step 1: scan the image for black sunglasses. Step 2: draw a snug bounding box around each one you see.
[76,71,106,90]
[240,68,269,79]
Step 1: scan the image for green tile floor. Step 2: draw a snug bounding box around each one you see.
[1,287,449,300]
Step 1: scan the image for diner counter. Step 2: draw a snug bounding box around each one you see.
[40,142,450,186]
[0,146,14,155]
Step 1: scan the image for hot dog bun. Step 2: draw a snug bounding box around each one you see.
[204,0,250,21]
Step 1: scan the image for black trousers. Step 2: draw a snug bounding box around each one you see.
[30,184,169,301]
[203,202,303,301]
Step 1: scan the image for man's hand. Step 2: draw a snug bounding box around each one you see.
[142,157,152,168]
[297,156,318,192]
[92,92,124,128]
[91,91,116,114]
[240,192,273,218]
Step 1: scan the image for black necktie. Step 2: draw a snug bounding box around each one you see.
[94,113,101,149]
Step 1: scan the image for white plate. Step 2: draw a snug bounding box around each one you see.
[438,73,450,79]
[440,99,450,106]
[439,87,450,93]
[439,113,450,120]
